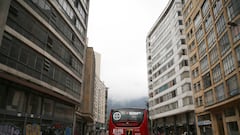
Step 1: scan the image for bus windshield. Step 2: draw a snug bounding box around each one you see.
[112,109,144,127]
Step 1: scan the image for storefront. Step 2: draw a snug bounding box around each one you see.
[0,78,75,135]
[197,114,213,135]
[152,112,195,135]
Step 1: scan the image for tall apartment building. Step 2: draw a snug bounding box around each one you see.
[182,0,240,134]
[94,76,107,134]
[146,0,195,134]
[0,0,90,134]
[94,52,108,134]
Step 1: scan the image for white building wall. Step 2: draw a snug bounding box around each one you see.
[146,0,194,121]
[94,76,107,124]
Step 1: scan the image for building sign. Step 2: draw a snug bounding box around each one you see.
[198,120,211,126]
[0,123,21,135]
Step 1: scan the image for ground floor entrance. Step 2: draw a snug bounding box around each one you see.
[0,78,75,135]
[196,100,240,135]
[152,111,196,135]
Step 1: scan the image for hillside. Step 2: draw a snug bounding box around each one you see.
[107,96,148,117]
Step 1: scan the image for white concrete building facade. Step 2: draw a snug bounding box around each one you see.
[93,52,108,134]
[146,0,195,134]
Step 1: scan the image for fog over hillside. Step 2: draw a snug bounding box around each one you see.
[107,96,148,117]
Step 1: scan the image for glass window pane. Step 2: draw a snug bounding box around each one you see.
[27,94,41,114]
[204,89,214,106]
[54,103,74,121]
[215,83,225,101]
[0,84,7,109]
[6,88,26,112]
[227,122,239,135]
[226,75,239,96]
[42,98,54,117]
[223,54,235,75]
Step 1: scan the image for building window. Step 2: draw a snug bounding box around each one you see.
[224,107,236,117]
[193,81,201,92]
[219,32,230,55]
[6,88,26,112]
[194,12,202,29]
[9,5,19,17]
[204,13,213,32]
[223,54,235,75]
[58,0,74,19]
[203,72,212,89]
[179,60,188,69]
[192,67,199,78]
[188,40,195,52]
[180,29,183,35]
[227,0,240,20]
[27,94,41,115]
[213,0,223,18]
[200,56,209,73]
[227,122,239,135]
[182,83,191,93]
[198,40,206,58]
[195,96,203,107]
[177,11,182,16]
[181,39,186,44]
[235,45,240,66]
[196,26,204,42]
[181,71,190,80]
[77,1,86,20]
[204,89,214,106]
[230,19,240,42]
[187,28,193,40]
[76,19,85,36]
[212,64,222,83]
[209,46,219,65]
[47,36,53,48]
[238,104,240,117]
[179,20,183,25]
[201,0,209,17]
[185,18,192,29]
[215,83,225,102]
[216,14,226,36]
[42,98,54,117]
[0,84,7,109]
[207,29,216,49]
[54,103,74,121]
[226,75,239,96]
[190,53,197,65]
[183,96,193,106]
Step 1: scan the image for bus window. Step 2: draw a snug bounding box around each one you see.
[109,108,149,135]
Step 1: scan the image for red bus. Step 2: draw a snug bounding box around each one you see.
[108,108,149,135]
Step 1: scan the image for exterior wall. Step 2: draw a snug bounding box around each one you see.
[0,0,11,44]
[182,0,240,134]
[94,52,101,78]
[146,0,195,134]
[81,47,95,116]
[0,0,90,134]
[94,76,107,133]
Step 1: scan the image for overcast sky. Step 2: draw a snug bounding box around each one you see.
[87,0,169,101]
